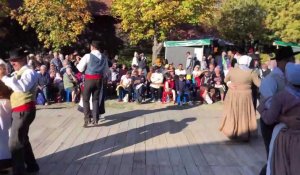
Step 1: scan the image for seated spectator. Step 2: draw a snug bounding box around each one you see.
[150,67,164,102]
[175,64,187,76]
[49,65,63,102]
[162,73,176,103]
[146,66,154,98]
[37,65,51,105]
[192,65,202,86]
[63,67,78,102]
[107,62,119,98]
[211,66,226,102]
[199,69,213,104]
[208,63,215,73]
[117,71,132,102]
[132,68,146,103]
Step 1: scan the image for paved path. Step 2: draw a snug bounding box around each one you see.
[30,101,266,175]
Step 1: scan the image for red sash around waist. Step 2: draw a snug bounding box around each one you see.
[85,74,102,80]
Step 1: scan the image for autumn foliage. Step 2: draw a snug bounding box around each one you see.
[12,0,92,51]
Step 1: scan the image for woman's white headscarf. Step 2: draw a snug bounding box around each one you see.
[238,55,252,70]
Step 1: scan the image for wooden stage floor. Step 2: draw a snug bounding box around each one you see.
[29,101,266,175]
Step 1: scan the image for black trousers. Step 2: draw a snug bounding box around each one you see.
[10,109,38,175]
[83,78,102,122]
[259,118,276,175]
[150,87,162,101]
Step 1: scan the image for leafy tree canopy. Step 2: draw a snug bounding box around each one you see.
[112,0,216,61]
[112,0,216,44]
[216,0,267,43]
[0,0,9,18]
[261,0,300,43]
[12,0,92,51]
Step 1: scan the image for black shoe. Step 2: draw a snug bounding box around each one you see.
[92,119,98,126]
[83,121,88,128]
[26,164,39,173]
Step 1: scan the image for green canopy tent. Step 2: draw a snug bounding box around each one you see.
[273,40,300,52]
[164,39,212,68]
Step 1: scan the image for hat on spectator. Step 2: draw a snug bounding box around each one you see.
[285,62,300,85]
[273,46,300,61]
[9,48,27,61]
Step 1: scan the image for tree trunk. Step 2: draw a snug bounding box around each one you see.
[152,35,163,64]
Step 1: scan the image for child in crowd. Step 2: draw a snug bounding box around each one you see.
[162,74,176,103]
[176,75,193,106]
[199,69,213,104]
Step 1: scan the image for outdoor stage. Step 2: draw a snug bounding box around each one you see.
[28,101,265,175]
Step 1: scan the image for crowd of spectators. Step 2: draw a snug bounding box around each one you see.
[1,49,272,106]
[107,50,271,106]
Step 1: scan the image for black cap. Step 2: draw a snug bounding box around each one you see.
[9,48,27,61]
[91,41,101,50]
[273,46,300,61]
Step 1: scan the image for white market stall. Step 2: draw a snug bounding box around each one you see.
[164,39,211,68]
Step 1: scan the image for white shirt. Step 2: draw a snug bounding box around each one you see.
[120,75,132,88]
[132,56,138,66]
[192,70,201,78]
[150,72,163,89]
[175,69,187,76]
[1,65,38,92]
[76,50,110,76]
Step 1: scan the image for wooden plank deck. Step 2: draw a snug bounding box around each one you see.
[28,101,266,175]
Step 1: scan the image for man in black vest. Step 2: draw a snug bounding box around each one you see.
[77,41,109,127]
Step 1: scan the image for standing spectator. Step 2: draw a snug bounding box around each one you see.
[186,51,194,74]
[37,65,50,105]
[150,67,164,102]
[260,62,271,79]
[119,64,127,81]
[34,54,44,71]
[200,56,208,70]
[138,53,147,77]
[227,50,237,68]
[50,52,63,72]
[1,48,40,174]
[63,67,78,103]
[132,51,139,67]
[220,55,261,141]
[60,60,70,75]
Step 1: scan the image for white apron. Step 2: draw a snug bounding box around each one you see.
[0,99,11,160]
